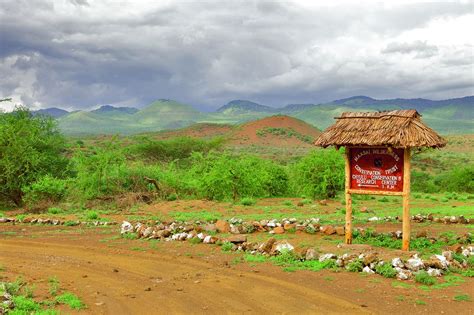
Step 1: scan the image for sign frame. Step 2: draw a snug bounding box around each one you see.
[344,146,411,251]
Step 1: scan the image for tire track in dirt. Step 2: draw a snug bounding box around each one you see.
[0,239,371,314]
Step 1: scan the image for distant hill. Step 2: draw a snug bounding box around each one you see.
[91,105,138,115]
[33,107,69,118]
[147,115,321,148]
[36,95,473,135]
[217,100,275,114]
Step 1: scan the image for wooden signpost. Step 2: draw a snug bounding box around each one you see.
[344,147,411,250]
[314,110,446,251]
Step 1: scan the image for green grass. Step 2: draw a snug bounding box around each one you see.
[221,241,234,252]
[170,210,221,222]
[454,294,471,302]
[415,299,426,305]
[391,281,413,289]
[240,197,256,206]
[414,271,437,286]
[122,233,138,240]
[375,263,397,278]
[244,254,266,263]
[48,276,60,296]
[11,295,41,312]
[55,292,85,309]
[130,246,147,251]
[85,210,99,220]
[47,207,63,215]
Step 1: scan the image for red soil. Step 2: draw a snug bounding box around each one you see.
[229,115,321,147]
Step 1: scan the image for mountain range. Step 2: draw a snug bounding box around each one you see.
[32,96,474,135]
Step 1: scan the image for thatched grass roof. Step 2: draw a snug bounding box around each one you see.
[314,109,446,148]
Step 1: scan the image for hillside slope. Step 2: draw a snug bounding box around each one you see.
[229,115,321,147]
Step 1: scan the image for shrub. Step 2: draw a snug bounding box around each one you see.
[11,296,41,312]
[0,107,68,206]
[189,152,288,201]
[70,141,126,200]
[221,241,234,252]
[240,197,256,206]
[85,210,99,220]
[55,292,85,310]
[288,149,344,199]
[47,207,63,215]
[346,259,363,272]
[375,263,397,278]
[130,136,224,162]
[414,270,436,285]
[23,175,67,205]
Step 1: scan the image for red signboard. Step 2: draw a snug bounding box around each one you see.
[350,148,404,192]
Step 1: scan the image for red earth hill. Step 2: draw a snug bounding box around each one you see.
[229,115,321,147]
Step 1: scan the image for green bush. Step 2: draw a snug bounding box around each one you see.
[23,175,67,205]
[221,241,234,252]
[130,136,224,162]
[0,107,68,206]
[415,270,436,285]
[346,259,363,272]
[189,152,288,201]
[288,149,344,199]
[85,210,99,220]
[240,197,256,206]
[375,263,397,278]
[47,207,63,215]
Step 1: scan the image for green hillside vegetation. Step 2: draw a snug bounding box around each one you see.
[53,96,473,135]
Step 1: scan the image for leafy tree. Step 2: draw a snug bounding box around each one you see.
[0,107,68,205]
[289,148,344,199]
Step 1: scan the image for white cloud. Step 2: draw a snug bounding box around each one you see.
[0,0,472,111]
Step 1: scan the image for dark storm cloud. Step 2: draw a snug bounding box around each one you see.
[0,0,472,111]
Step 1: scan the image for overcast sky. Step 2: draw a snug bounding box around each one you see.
[0,0,473,111]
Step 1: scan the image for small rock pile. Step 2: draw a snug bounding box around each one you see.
[0,289,13,314]
[0,217,117,226]
[367,214,471,224]
[120,217,350,237]
[120,221,473,280]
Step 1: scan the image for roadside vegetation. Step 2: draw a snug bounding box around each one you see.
[0,107,472,212]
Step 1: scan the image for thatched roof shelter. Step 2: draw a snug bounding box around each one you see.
[314,109,446,149]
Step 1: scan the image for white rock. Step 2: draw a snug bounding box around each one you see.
[368,216,380,222]
[120,221,133,234]
[134,222,142,231]
[392,257,404,268]
[362,266,375,274]
[442,251,453,261]
[434,254,449,269]
[305,248,318,261]
[319,253,337,262]
[396,269,412,280]
[142,227,154,238]
[203,235,213,243]
[427,268,442,277]
[462,248,470,257]
[197,233,205,240]
[274,241,294,253]
[406,254,424,271]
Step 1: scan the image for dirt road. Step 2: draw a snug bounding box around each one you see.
[1,235,369,314]
[1,225,472,314]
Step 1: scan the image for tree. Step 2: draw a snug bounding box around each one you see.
[0,107,68,205]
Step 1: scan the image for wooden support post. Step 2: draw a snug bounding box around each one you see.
[402,148,411,251]
[344,147,352,244]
